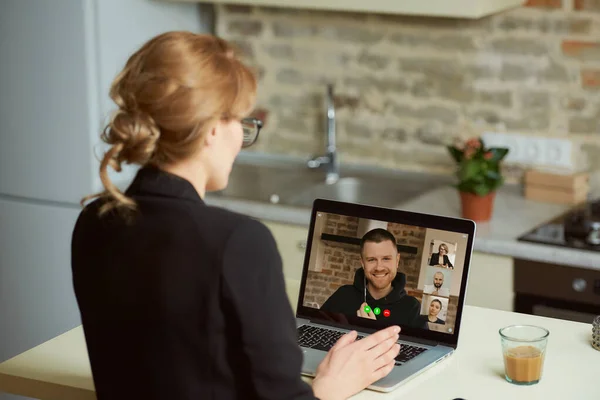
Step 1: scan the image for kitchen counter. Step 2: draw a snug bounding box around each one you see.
[0,279,598,400]
[206,184,600,270]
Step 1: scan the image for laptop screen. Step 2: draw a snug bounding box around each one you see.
[296,199,475,345]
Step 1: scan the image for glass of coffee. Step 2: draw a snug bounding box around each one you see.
[499,325,549,385]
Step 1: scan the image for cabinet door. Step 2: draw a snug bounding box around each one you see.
[0,198,82,362]
[465,252,514,312]
[0,0,94,203]
[285,279,301,313]
[261,221,309,282]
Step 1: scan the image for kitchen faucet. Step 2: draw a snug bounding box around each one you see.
[307,83,340,184]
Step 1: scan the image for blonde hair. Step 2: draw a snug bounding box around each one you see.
[82,32,257,217]
[439,243,449,253]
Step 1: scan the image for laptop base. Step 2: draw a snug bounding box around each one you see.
[297,320,454,392]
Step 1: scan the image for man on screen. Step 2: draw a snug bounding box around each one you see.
[320,228,425,329]
[423,271,450,297]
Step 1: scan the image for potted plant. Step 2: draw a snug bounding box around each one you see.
[447,137,509,222]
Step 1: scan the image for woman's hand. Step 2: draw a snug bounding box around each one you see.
[312,326,401,400]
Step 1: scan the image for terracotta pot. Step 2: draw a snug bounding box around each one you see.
[459,191,496,222]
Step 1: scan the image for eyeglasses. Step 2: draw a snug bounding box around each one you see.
[242,117,263,148]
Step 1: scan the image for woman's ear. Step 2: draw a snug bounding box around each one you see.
[204,122,219,147]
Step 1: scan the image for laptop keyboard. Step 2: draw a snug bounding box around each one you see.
[297,325,427,366]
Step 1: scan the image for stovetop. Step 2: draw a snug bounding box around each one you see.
[518,200,600,252]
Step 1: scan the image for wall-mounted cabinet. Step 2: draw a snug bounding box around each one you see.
[161,0,526,19]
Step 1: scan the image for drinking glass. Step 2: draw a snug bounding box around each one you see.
[499,325,549,385]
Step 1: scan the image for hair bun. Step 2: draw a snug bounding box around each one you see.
[102,110,160,168]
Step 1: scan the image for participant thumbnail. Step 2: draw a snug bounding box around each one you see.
[422,266,452,297]
[428,239,457,270]
[419,295,449,325]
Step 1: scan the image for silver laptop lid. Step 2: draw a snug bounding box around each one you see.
[295,199,476,349]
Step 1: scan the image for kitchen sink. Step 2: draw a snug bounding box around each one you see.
[209,154,452,209]
[286,176,432,208]
[211,162,325,205]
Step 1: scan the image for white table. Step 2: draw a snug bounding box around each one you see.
[1,280,598,400]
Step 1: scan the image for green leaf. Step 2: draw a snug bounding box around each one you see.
[488,148,509,162]
[473,184,491,196]
[447,146,463,163]
[485,170,501,180]
[457,181,475,193]
[487,176,505,192]
[458,161,480,181]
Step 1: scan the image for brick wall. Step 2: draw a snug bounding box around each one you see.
[446,296,459,328]
[388,223,427,289]
[216,1,600,178]
[303,214,360,308]
[323,214,359,236]
[303,242,360,308]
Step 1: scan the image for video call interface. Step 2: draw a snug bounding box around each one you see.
[302,212,469,334]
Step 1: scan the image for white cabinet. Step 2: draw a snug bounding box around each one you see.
[0,198,82,362]
[261,220,309,282]
[162,0,526,19]
[465,252,514,312]
[285,278,301,313]
[262,220,308,310]
[0,0,94,203]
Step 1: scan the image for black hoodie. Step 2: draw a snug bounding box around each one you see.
[320,268,427,329]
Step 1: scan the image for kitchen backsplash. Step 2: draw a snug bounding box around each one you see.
[216,1,600,178]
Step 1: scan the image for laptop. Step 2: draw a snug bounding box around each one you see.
[295,199,476,392]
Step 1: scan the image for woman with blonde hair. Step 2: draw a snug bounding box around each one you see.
[71,32,400,400]
[428,243,454,269]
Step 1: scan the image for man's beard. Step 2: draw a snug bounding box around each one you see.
[434,282,442,289]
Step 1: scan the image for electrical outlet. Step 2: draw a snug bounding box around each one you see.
[520,136,546,166]
[481,132,574,170]
[544,138,573,169]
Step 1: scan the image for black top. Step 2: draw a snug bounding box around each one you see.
[319,268,426,329]
[417,315,446,326]
[428,253,454,269]
[71,166,315,400]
